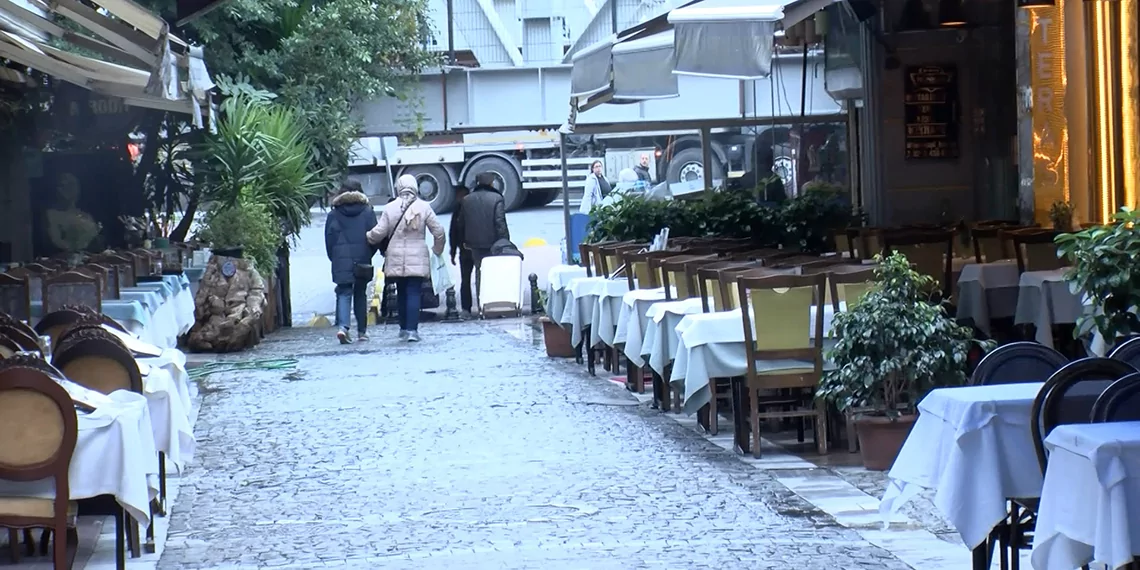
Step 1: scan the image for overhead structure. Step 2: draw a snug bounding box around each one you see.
[0,0,214,125]
[569,0,837,110]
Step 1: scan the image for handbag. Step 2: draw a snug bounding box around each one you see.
[376,201,411,255]
[352,263,374,280]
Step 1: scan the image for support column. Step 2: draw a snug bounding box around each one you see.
[700,127,714,191]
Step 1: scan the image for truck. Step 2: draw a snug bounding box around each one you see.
[347,0,847,214]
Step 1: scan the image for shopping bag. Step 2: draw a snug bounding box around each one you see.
[430,252,454,296]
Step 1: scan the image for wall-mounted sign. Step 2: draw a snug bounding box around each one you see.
[904,64,961,160]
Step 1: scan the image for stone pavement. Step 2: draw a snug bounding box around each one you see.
[158,320,916,570]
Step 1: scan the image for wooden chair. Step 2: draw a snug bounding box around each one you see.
[657,254,717,300]
[824,266,877,312]
[0,315,39,348]
[5,267,46,303]
[0,364,78,570]
[1008,228,1067,273]
[41,272,102,315]
[92,255,136,288]
[596,243,644,277]
[33,309,90,349]
[74,265,111,301]
[695,262,760,313]
[970,225,1019,263]
[622,250,674,291]
[0,325,41,355]
[734,272,830,457]
[881,230,955,295]
[0,273,31,323]
[89,264,120,300]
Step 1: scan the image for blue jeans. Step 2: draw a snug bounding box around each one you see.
[395,277,423,331]
[335,279,369,334]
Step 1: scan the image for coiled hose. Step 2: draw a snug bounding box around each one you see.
[187,358,299,379]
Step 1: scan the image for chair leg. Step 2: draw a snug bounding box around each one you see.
[8,529,18,563]
[846,412,859,453]
[128,517,141,558]
[751,391,762,459]
[158,452,168,516]
[115,507,126,570]
[815,405,829,455]
[731,378,748,454]
[22,529,34,557]
[52,522,66,570]
[708,381,719,435]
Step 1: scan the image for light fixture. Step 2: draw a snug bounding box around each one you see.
[1017,0,1055,8]
[938,0,967,26]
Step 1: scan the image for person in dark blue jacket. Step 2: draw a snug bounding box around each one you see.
[325,180,378,344]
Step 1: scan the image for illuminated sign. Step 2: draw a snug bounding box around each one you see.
[1029,4,1068,223]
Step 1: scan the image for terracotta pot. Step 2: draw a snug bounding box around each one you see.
[541,316,575,358]
[855,414,917,471]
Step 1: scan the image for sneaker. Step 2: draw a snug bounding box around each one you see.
[397,330,410,341]
[406,331,421,342]
[357,333,369,342]
[337,329,351,344]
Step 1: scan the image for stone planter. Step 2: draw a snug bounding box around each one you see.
[541,316,574,358]
[855,414,917,471]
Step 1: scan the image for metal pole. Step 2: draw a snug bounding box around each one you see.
[700,127,713,191]
[611,0,618,34]
[380,139,397,200]
[446,0,455,64]
[560,133,574,264]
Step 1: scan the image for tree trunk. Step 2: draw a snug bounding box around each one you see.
[168,187,200,243]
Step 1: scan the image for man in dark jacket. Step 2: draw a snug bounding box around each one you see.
[325,180,378,344]
[454,172,510,303]
[448,185,476,317]
[633,153,654,184]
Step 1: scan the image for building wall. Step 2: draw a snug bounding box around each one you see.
[0,142,34,263]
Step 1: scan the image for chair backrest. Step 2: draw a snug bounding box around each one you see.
[1091,372,1140,422]
[0,272,31,322]
[622,250,673,290]
[970,225,1016,263]
[42,271,102,315]
[0,315,39,343]
[6,266,45,302]
[88,263,119,300]
[1031,357,1137,472]
[94,255,136,288]
[695,262,757,313]
[0,336,21,358]
[738,272,827,363]
[1006,229,1065,273]
[52,328,142,395]
[0,364,77,503]
[0,324,42,354]
[970,342,1069,386]
[824,266,877,312]
[882,230,956,293]
[1108,336,1140,370]
[658,254,717,301]
[597,243,644,276]
[34,308,90,348]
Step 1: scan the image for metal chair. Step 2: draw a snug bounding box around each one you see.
[1091,372,1140,422]
[969,342,1069,386]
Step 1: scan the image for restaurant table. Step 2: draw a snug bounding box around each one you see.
[880,382,1046,551]
[545,265,588,326]
[1014,269,1083,348]
[669,305,837,415]
[590,280,633,347]
[142,365,196,470]
[0,390,160,527]
[567,277,629,347]
[614,288,671,359]
[32,300,149,337]
[956,261,1081,349]
[1031,421,1140,570]
[642,298,706,377]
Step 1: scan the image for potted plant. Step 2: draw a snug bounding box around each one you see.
[196,191,281,273]
[818,251,986,470]
[540,316,575,358]
[1055,207,1140,349]
[1049,200,1074,232]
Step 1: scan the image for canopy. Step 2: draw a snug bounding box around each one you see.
[611,29,677,100]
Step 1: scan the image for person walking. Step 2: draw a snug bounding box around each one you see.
[325,179,378,344]
[453,172,509,309]
[633,153,654,185]
[448,185,476,318]
[366,174,446,342]
[578,160,610,215]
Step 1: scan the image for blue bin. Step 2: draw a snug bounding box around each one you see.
[568,213,591,263]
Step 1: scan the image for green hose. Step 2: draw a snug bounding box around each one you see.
[188,358,299,379]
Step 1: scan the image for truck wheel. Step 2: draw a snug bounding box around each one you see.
[402,165,456,214]
[665,147,725,187]
[522,188,560,208]
[465,156,525,212]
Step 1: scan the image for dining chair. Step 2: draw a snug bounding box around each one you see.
[734,272,829,457]
[695,262,759,313]
[41,272,102,315]
[0,365,78,570]
[0,273,31,323]
[34,309,91,349]
[881,230,956,295]
[0,325,41,355]
[1090,372,1140,422]
[6,267,46,303]
[596,243,645,277]
[970,225,1018,263]
[74,265,112,301]
[90,264,120,300]
[969,342,1069,386]
[1107,336,1140,370]
[1008,229,1067,274]
[657,254,717,301]
[0,315,38,347]
[621,250,674,291]
[823,266,877,313]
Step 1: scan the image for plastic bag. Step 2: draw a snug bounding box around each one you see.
[430,252,453,296]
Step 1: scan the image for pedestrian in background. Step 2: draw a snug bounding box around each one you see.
[454,172,509,307]
[633,153,654,184]
[367,174,446,342]
[448,184,476,318]
[325,179,378,344]
[579,159,610,214]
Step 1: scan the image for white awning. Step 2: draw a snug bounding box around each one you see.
[569,35,615,98]
[668,0,835,79]
[611,29,678,100]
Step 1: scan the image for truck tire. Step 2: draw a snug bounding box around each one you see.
[665,147,725,187]
[465,156,525,212]
[401,164,456,214]
[522,188,560,209]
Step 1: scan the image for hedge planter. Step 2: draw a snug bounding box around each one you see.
[855,414,917,471]
[541,316,575,358]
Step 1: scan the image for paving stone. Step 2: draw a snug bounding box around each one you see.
[159,322,915,569]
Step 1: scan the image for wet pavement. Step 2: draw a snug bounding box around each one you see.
[158,319,915,570]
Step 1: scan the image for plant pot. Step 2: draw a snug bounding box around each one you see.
[855,414,917,471]
[213,247,244,259]
[541,316,575,358]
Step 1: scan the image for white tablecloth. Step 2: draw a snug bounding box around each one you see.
[546,265,588,326]
[142,366,195,470]
[957,261,1021,335]
[880,382,1046,549]
[669,305,837,415]
[567,277,630,347]
[0,390,159,526]
[1032,421,1140,570]
[614,288,670,352]
[642,298,707,376]
[1015,269,1083,348]
[591,280,633,347]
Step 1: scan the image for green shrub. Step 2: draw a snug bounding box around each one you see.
[198,191,281,273]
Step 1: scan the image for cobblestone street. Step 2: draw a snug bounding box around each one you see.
[158,321,914,570]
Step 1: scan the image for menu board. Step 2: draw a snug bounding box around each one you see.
[904,64,960,160]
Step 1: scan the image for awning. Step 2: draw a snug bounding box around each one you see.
[569,35,615,98]
[611,29,678,100]
[668,0,835,79]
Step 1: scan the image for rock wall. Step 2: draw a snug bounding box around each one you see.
[183,255,267,353]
